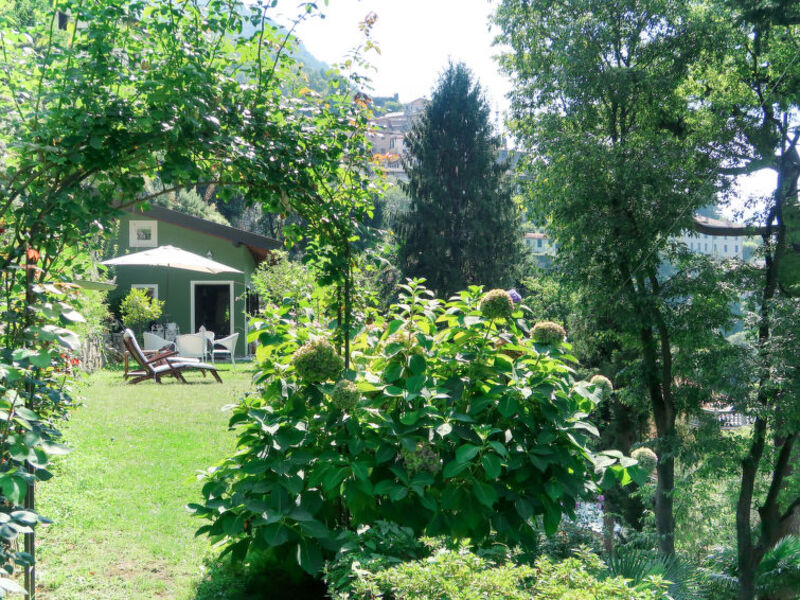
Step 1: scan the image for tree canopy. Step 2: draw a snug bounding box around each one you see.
[495,0,737,557]
[497,1,800,596]
[398,62,524,297]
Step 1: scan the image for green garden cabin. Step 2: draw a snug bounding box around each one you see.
[107,205,280,358]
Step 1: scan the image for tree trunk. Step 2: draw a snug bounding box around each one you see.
[620,266,677,556]
[737,417,766,600]
[603,503,615,554]
[734,124,799,599]
[650,273,677,556]
[343,252,352,370]
[639,317,676,556]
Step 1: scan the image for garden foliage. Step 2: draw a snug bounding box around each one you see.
[327,535,668,600]
[192,282,641,574]
[0,247,87,593]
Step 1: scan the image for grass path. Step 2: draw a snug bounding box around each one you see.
[35,367,254,599]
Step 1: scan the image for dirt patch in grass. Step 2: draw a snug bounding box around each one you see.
[106,560,169,579]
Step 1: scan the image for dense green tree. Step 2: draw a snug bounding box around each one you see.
[692,2,800,597]
[397,62,524,297]
[495,0,737,556]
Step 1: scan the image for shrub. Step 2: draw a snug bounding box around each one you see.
[531,551,668,600]
[330,380,360,412]
[631,448,658,474]
[325,521,427,597]
[589,374,614,400]
[349,547,536,600]
[605,547,707,600]
[192,281,637,574]
[250,249,316,310]
[329,544,668,600]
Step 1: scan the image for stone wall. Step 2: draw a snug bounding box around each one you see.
[78,333,125,373]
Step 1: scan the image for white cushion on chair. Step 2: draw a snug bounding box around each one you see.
[174,333,208,361]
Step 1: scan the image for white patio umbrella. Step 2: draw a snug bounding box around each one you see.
[101,245,242,274]
[102,245,244,345]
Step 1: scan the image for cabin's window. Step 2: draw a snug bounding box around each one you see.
[129,220,158,248]
[131,284,158,300]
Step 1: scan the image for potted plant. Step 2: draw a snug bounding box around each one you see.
[119,288,164,340]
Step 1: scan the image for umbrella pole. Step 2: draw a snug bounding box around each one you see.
[162,268,171,336]
[244,273,249,359]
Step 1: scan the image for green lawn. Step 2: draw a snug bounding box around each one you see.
[35,366,255,600]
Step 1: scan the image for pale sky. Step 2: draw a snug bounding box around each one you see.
[271,0,775,221]
[278,0,510,118]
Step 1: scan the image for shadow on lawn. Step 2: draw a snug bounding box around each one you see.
[192,557,327,600]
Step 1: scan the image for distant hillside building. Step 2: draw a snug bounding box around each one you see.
[676,216,745,260]
[370,111,410,156]
[524,231,556,255]
[527,215,748,262]
[368,97,428,181]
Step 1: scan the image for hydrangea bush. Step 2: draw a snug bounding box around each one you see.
[330,545,668,600]
[478,289,514,319]
[631,447,658,474]
[192,281,640,573]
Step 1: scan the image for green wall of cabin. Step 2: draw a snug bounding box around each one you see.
[108,213,258,357]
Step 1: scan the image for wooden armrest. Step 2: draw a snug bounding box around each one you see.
[146,349,178,365]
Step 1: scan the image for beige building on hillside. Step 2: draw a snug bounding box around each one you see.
[526,215,748,261]
[676,216,745,260]
[368,97,427,181]
[524,232,556,255]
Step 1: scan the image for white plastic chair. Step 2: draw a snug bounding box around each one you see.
[212,333,239,369]
[197,327,215,359]
[165,322,179,341]
[143,332,175,353]
[174,333,208,362]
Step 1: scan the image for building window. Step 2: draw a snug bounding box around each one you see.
[57,11,68,30]
[537,239,543,248]
[735,245,738,254]
[131,284,158,300]
[724,244,728,253]
[129,220,158,247]
[705,243,708,251]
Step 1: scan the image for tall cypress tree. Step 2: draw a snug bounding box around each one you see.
[398,62,524,297]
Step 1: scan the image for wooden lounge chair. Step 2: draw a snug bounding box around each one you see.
[122,329,222,384]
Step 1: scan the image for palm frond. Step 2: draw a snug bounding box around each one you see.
[757,535,800,598]
[604,548,708,600]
